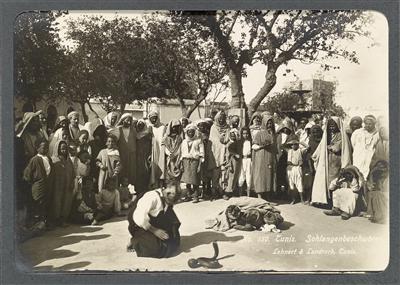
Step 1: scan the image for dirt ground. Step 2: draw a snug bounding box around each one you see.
[18,197,389,272]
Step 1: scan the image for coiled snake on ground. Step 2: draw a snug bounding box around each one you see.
[187,241,222,269]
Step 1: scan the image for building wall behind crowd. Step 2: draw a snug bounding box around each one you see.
[14,97,229,126]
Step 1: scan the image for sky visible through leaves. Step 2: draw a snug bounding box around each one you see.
[56,10,388,119]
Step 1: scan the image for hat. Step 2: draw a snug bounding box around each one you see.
[276,118,293,133]
[67,111,79,120]
[204,118,213,125]
[117,113,136,126]
[148,110,159,118]
[16,111,41,137]
[285,135,299,145]
[184,123,198,132]
[363,115,377,124]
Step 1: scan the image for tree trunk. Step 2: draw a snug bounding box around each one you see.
[119,103,125,113]
[80,102,89,123]
[202,16,247,112]
[177,97,186,117]
[229,68,245,108]
[228,68,251,125]
[185,90,208,119]
[248,64,278,118]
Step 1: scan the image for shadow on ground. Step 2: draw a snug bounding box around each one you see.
[179,231,244,253]
[278,221,295,231]
[33,261,91,271]
[96,215,127,226]
[18,225,111,268]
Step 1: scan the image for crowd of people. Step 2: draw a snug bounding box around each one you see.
[15,108,389,242]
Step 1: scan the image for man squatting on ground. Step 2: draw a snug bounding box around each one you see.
[127,180,182,258]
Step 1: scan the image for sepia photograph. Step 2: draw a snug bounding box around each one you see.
[13,9,389,272]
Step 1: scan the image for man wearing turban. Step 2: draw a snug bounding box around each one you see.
[351,115,380,179]
[67,111,83,142]
[346,116,363,141]
[147,110,166,189]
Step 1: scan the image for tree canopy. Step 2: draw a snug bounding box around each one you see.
[173,10,372,120]
[15,10,371,121]
[144,14,228,117]
[61,13,228,118]
[14,11,66,110]
[64,15,151,113]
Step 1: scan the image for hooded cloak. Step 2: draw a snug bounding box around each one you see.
[159,120,183,180]
[103,111,121,130]
[252,115,277,193]
[311,116,352,204]
[135,119,153,192]
[49,140,75,223]
[249,112,262,139]
[209,111,230,167]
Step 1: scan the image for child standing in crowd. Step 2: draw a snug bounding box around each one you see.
[223,129,242,200]
[68,141,80,198]
[276,119,294,195]
[77,129,92,155]
[160,119,183,183]
[89,124,108,189]
[197,119,217,200]
[295,117,309,149]
[74,150,92,198]
[92,177,121,225]
[68,141,79,168]
[49,140,76,227]
[49,127,70,156]
[180,123,204,203]
[23,139,52,230]
[118,177,135,209]
[286,137,305,204]
[61,127,71,142]
[96,134,122,192]
[238,128,252,196]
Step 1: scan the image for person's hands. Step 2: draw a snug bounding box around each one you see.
[234,154,240,159]
[152,228,169,240]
